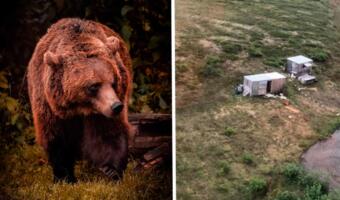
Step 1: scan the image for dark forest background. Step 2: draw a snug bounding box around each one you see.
[0,0,171,139]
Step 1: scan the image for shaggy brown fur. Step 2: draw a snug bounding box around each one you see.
[27,18,133,182]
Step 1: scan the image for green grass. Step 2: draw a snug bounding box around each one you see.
[304,183,328,200]
[312,116,340,138]
[242,153,255,165]
[248,45,263,57]
[0,128,171,199]
[274,191,300,200]
[220,42,244,59]
[275,163,330,199]
[307,48,329,62]
[263,57,285,68]
[247,177,268,197]
[176,63,189,73]
[223,127,236,137]
[199,55,224,78]
[283,81,299,103]
[218,161,231,175]
[282,163,304,183]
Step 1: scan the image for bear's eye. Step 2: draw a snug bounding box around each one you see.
[86,83,101,96]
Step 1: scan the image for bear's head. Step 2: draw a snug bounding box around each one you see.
[43,36,130,119]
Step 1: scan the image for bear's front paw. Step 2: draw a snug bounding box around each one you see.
[99,165,122,181]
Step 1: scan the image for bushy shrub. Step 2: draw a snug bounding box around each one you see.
[0,71,31,138]
[298,173,328,192]
[242,153,254,165]
[280,163,330,200]
[304,183,329,200]
[263,57,285,68]
[308,49,329,62]
[199,55,223,78]
[248,45,263,57]
[223,127,236,136]
[247,177,267,196]
[275,191,300,200]
[283,82,298,101]
[218,161,231,175]
[281,163,329,194]
[222,43,243,55]
[282,163,303,183]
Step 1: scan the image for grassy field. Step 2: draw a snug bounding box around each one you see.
[176,0,340,199]
[0,127,171,200]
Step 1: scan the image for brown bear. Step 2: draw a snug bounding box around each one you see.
[27,18,133,183]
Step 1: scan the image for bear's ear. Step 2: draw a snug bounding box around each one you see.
[44,51,62,68]
[106,36,121,52]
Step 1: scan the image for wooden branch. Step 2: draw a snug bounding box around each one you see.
[143,157,164,169]
[128,113,171,124]
[143,143,170,161]
[129,113,172,125]
[133,136,171,149]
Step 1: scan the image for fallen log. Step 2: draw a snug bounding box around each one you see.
[143,157,164,170]
[129,113,171,137]
[133,136,171,149]
[143,143,170,161]
[127,113,172,171]
[128,113,171,124]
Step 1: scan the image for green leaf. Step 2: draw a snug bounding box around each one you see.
[132,57,142,66]
[121,6,133,16]
[85,7,92,18]
[143,21,151,32]
[141,104,152,113]
[10,113,19,125]
[152,52,161,62]
[121,25,132,40]
[0,72,9,89]
[0,81,8,89]
[159,95,168,109]
[6,97,19,112]
[121,24,132,50]
[15,135,25,144]
[16,121,24,131]
[148,36,162,49]
[139,95,148,103]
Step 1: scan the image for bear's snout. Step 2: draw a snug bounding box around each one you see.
[92,83,123,118]
[111,102,123,115]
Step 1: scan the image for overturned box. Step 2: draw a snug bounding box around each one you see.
[297,74,317,85]
[243,72,286,96]
[287,55,313,76]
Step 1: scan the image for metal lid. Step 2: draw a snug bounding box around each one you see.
[287,55,313,64]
